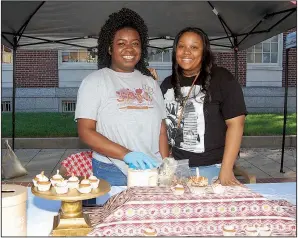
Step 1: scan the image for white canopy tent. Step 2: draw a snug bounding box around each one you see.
[1,1,297,149]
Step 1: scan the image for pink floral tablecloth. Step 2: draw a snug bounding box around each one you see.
[86,185,296,236]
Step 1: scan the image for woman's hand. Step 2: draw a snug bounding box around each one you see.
[123,151,159,170]
[215,167,243,186]
[148,67,158,80]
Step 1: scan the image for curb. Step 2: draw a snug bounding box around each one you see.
[1,136,296,149]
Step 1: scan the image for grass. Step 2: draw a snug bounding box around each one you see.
[244,113,296,136]
[1,113,77,137]
[1,112,297,137]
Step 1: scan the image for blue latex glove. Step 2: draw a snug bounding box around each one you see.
[128,163,151,170]
[124,152,158,170]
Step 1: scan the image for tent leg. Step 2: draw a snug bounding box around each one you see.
[12,36,17,150]
[280,49,289,173]
[234,48,238,81]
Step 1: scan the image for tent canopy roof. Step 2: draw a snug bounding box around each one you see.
[1,1,296,52]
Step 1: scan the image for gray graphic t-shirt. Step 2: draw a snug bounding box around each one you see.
[75,68,166,175]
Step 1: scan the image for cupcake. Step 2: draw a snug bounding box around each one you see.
[67,173,79,189]
[54,180,68,194]
[50,169,64,186]
[32,171,44,187]
[77,176,92,194]
[245,225,258,236]
[188,176,208,194]
[223,225,236,236]
[143,227,157,236]
[89,173,100,189]
[37,173,51,192]
[81,176,90,185]
[172,184,185,195]
[211,183,225,194]
[258,226,271,236]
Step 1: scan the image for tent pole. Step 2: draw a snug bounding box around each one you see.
[234,38,238,81]
[12,36,17,150]
[280,48,289,173]
[234,50,238,80]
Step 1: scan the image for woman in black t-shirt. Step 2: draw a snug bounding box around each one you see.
[160,27,247,186]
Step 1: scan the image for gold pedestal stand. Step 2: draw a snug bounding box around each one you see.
[31,179,111,236]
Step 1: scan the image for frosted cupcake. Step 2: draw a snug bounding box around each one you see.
[32,171,44,187]
[37,173,51,192]
[50,170,64,186]
[77,176,92,194]
[188,176,208,194]
[245,225,258,236]
[67,173,79,189]
[223,225,236,236]
[211,183,225,194]
[143,227,157,236]
[54,180,68,194]
[258,226,271,236]
[89,173,100,189]
[172,184,185,195]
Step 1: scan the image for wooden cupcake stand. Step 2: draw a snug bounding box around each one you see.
[31,179,111,236]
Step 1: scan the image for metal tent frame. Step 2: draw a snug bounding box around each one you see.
[280,31,296,173]
[1,1,296,150]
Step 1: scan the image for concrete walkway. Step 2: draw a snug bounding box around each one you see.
[1,147,296,183]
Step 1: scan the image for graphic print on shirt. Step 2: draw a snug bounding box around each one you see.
[116,84,154,110]
[164,85,205,153]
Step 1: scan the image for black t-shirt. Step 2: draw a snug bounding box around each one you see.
[160,66,247,167]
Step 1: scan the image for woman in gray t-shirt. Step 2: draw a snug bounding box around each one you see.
[74,8,169,186]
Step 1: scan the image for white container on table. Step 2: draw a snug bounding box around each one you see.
[127,168,158,187]
[2,184,28,236]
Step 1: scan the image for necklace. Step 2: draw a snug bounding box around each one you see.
[183,69,201,78]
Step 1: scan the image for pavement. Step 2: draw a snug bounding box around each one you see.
[1,147,297,184]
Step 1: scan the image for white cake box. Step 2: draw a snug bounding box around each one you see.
[127,168,158,187]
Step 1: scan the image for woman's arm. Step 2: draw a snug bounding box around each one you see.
[218,115,245,186]
[159,119,169,158]
[77,118,130,160]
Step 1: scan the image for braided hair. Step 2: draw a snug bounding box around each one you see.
[97,8,153,77]
[171,27,214,104]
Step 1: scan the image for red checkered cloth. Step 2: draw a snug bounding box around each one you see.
[61,151,93,176]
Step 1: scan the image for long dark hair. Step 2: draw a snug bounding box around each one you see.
[171,27,214,104]
[97,8,153,77]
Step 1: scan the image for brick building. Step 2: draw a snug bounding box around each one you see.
[1,29,296,113]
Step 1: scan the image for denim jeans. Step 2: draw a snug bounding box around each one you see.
[92,158,127,186]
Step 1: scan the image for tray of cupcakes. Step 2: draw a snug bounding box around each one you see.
[31,170,105,198]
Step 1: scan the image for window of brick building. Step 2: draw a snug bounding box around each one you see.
[1,101,11,112]
[247,34,282,66]
[59,48,172,64]
[60,100,76,112]
[60,49,97,63]
[1,45,13,64]
[148,48,172,63]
